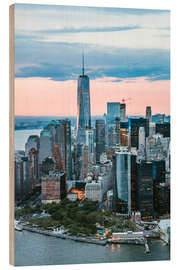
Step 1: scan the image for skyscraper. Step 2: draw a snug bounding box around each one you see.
[56,120,72,180]
[107,102,121,146]
[107,102,121,127]
[77,54,91,144]
[137,161,154,218]
[146,106,152,122]
[130,118,149,148]
[113,147,131,215]
[120,103,126,122]
[95,119,105,164]
[39,130,53,165]
[85,129,95,163]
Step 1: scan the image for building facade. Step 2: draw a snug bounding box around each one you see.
[95,120,105,164]
[77,55,91,144]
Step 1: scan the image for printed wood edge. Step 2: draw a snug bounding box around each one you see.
[9,4,15,266]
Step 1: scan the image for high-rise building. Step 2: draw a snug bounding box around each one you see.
[154,182,170,216]
[130,118,149,148]
[39,130,53,165]
[153,160,166,184]
[56,120,72,179]
[80,145,92,179]
[25,135,40,187]
[77,54,91,144]
[85,181,103,202]
[137,127,146,161]
[28,148,39,188]
[115,117,121,145]
[120,103,126,122]
[95,120,105,164]
[74,143,84,179]
[137,161,153,218]
[113,147,131,215]
[146,106,152,122]
[107,102,120,127]
[41,172,66,203]
[42,157,55,175]
[120,121,129,146]
[131,155,138,212]
[85,129,94,163]
[25,135,40,156]
[21,156,30,195]
[52,144,63,172]
[156,123,170,138]
[15,159,24,201]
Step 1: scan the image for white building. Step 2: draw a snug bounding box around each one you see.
[85,181,103,202]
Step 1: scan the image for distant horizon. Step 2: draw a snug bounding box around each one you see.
[14,5,170,116]
[15,112,170,117]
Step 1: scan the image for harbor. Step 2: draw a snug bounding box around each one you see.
[17,223,151,253]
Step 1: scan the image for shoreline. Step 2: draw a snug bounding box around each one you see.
[19,225,149,249]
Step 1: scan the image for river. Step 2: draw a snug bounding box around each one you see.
[15,129,42,151]
[15,230,170,266]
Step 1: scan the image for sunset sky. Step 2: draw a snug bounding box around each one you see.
[14,4,170,116]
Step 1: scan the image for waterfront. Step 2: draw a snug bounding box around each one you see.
[15,230,170,266]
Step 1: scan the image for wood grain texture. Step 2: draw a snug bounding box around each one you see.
[9,4,15,266]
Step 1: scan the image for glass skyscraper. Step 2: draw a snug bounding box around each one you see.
[114,148,131,215]
[77,55,91,144]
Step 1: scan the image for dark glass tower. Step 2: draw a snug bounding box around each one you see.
[95,119,105,164]
[77,54,91,144]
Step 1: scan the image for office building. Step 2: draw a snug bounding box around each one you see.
[131,155,138,212]
[80,145,92,179]
[25,135,40,156]
[85,128,95,163]
[153,160,166,184]
[77,54,91,144]
[85,181,103,202]
[115,117,121,145]
[56,120,72,179]
[41,172,66,203]
[146,106,152,122]
[130,118,149,148]
[120,103,126,122]
[42,157,55,175]
[95,120,105,164]
[52,143,63,172]
[137,161,153,218]
[113,147,131,215]
[120,121,129,146]
[107,102,120,127]
[21,156,30,195]
[39,130,53,165]
[154,182,170,216]
[156,123,170,138]
[15,159,24,201]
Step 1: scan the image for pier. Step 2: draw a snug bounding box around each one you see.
[22,225,151,252]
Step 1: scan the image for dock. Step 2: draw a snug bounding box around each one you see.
[22,226,107,246]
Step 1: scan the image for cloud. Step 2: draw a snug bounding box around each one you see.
[35,25,141,35]
[15,39,170,82]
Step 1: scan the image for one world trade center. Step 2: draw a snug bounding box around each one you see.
[77,54,91,144]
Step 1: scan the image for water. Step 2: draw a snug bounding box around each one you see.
[14,129,170,266]
[15,129,42,151]
[15,230,170,266]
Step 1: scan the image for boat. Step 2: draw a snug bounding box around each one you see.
[14,220,23,231]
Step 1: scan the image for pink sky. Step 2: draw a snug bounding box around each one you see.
[15,77,170,116]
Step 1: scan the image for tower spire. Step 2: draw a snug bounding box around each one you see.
[82,51,84,76]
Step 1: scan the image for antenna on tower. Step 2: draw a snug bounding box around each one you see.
[82,50,84,76]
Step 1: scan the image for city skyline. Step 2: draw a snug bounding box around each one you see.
[13,4,170,266]
[14,4,170,116]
